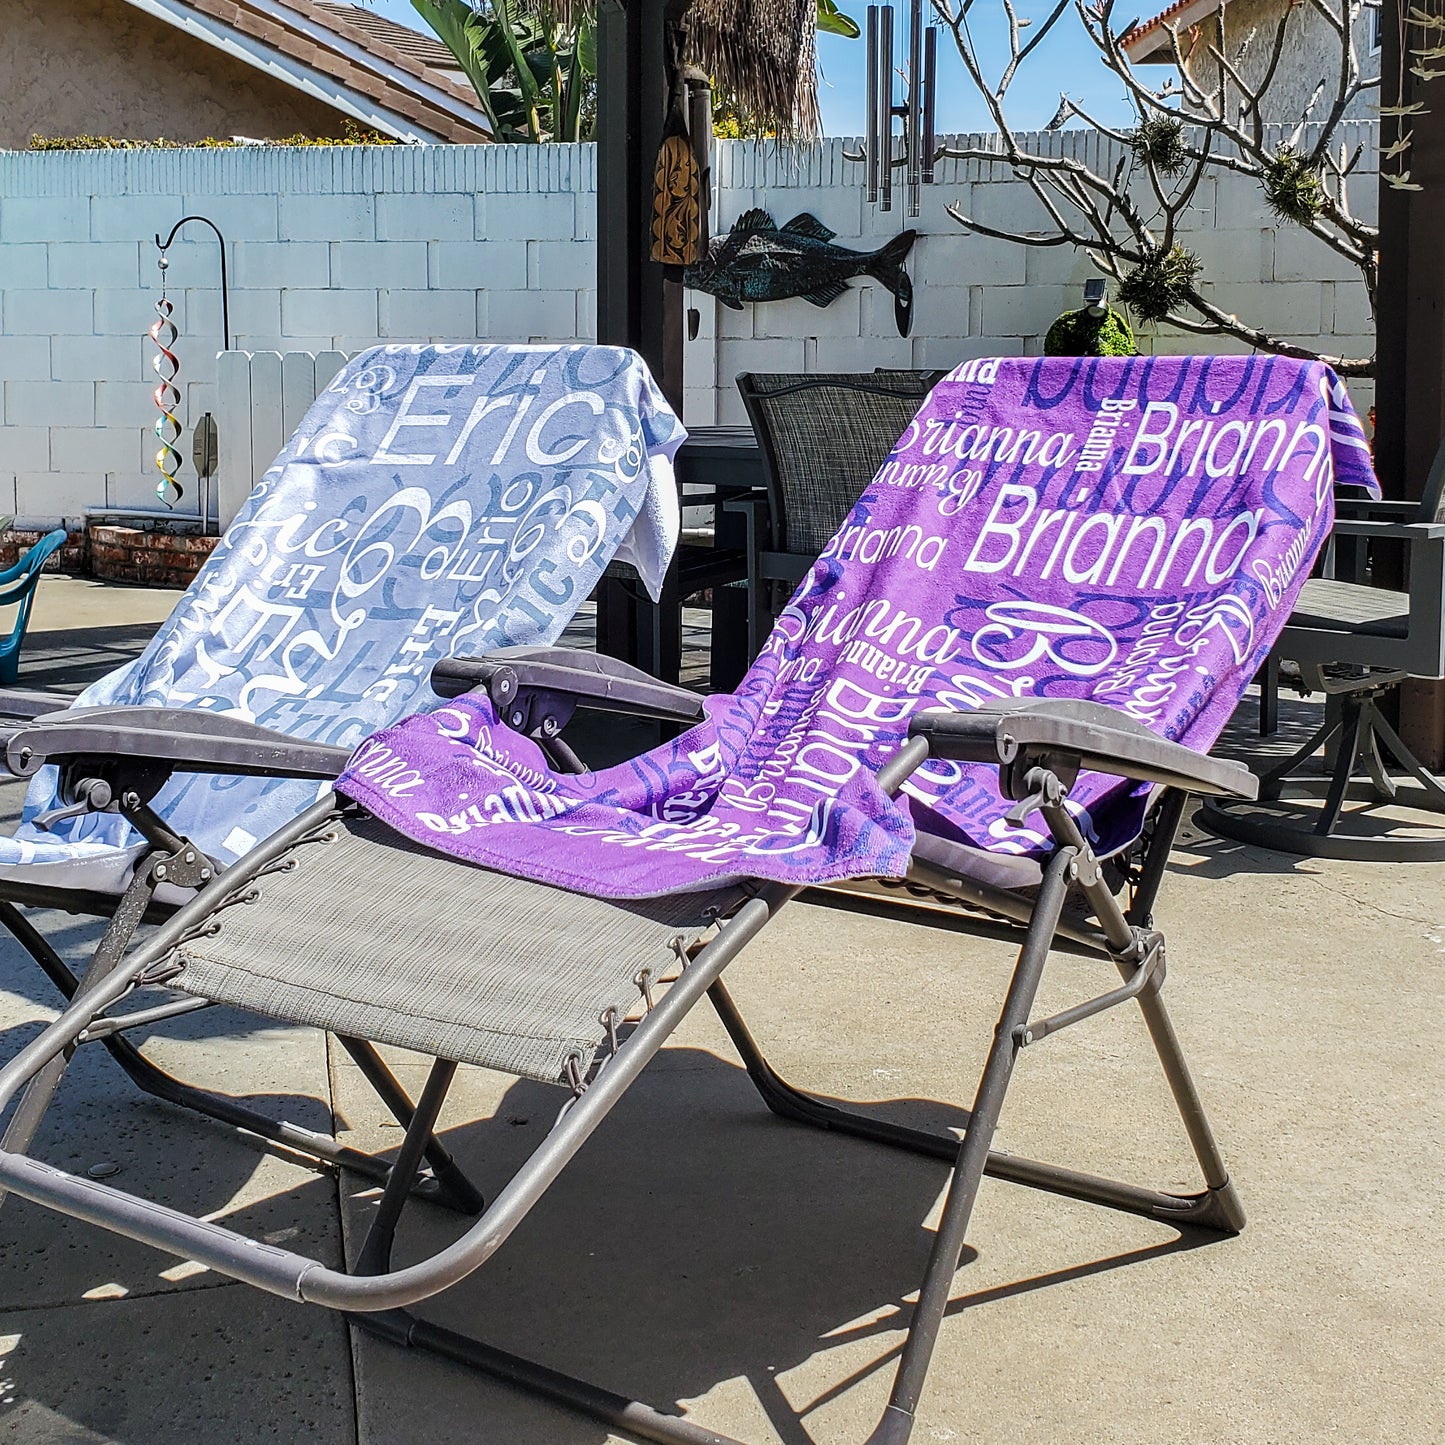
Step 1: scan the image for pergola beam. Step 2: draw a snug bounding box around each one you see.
[596,0,684,410]
[1374,0,1445,764]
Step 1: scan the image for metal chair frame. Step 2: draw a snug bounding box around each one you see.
[0,664,1254,1445]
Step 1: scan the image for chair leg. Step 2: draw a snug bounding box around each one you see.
[1314,696,1367,836]
[708,949,1239,1227]
[712,843,1243,1442]
[354,1058,460,1277]
[337,1038,486,1215]
[863,847,1075,1445]
[1131,979,1238,1208]
[1257,653,1280,737]
[0,867,157,1194]
[1255,710,1340,801]
[1368,705,1445,810]
[1359,701,1400,802]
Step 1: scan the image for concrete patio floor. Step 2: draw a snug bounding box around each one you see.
[0,578,1441,1444]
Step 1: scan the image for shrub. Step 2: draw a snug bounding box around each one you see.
[1044,306,1137,357]
[30,121,396,149]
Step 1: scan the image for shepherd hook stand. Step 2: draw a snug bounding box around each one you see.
[155,215,231,352]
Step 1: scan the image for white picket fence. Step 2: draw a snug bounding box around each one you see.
[214,349,349,527]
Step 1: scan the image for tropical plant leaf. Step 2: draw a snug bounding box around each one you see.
[410,0,502,133]
[576,16,597,76]
[817,0,861,39]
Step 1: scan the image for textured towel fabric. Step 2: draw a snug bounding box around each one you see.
[3,343,684,886]
[341,354,1376,898]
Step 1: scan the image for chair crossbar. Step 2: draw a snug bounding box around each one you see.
[78,993,213,1040]
[1013,932,1164,1047]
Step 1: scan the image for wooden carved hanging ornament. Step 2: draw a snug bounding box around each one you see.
[651,80,701,266]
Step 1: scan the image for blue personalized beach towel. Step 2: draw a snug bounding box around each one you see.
[2,343,685,891]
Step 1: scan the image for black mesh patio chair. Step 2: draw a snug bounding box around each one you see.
[735,371,939,656]
[1203,438,1445,859]
[0,645,1255,1445]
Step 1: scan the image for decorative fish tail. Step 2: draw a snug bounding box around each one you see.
[868,230,917,337]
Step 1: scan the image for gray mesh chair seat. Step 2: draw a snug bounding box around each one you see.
[174,815,740,1085]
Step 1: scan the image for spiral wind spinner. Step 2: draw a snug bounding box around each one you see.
[150,254,184,507]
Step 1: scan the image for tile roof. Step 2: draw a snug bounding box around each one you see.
[128,0,492,142]
[314,2,463,74]
[1120,0,1226,58]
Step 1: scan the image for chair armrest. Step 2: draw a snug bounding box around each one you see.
[430,648,706,725]
[0,688,77,721]
[909,699,1258,800]
[2,707,351,782]
[1334,498,1421,521]
[1327,519,1445,540]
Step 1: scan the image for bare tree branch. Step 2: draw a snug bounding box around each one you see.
[929,0,1386,372]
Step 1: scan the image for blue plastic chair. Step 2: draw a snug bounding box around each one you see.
[0,529,68,685]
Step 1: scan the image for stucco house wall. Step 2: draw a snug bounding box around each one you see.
[1135,0,1379,125]
[1,0,355,150]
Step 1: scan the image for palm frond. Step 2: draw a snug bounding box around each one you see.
[509,0,822,139]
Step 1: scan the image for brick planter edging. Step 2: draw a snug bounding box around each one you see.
[88,525,220,587]
[0,528,88,575]
[0,525,220,587]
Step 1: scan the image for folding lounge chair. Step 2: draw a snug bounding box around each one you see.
[0,340,683,1199]
[0,355,1369,1444]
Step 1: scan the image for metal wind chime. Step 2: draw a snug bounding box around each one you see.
[858,0,938,216]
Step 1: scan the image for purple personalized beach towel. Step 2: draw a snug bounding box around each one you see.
[340,355,1375,898]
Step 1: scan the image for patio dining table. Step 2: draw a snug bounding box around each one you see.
[598,425,766,691]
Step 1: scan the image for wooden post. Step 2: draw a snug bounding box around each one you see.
[595,0,687,675]
[1374,1,1445,767]
[596,0,684,409]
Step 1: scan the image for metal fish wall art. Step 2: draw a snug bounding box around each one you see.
[684,209,917,336]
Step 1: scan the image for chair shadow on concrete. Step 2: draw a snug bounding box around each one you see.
[12,623,173,696]
[0,1035,1229,1445]
[329,1046,1227,1445]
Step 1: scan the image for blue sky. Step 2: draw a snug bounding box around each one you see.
[365,0,1141,136]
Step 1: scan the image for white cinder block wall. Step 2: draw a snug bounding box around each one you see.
[691,124,1377,426]
[0,127,1376,525]
[0,145,597,522]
